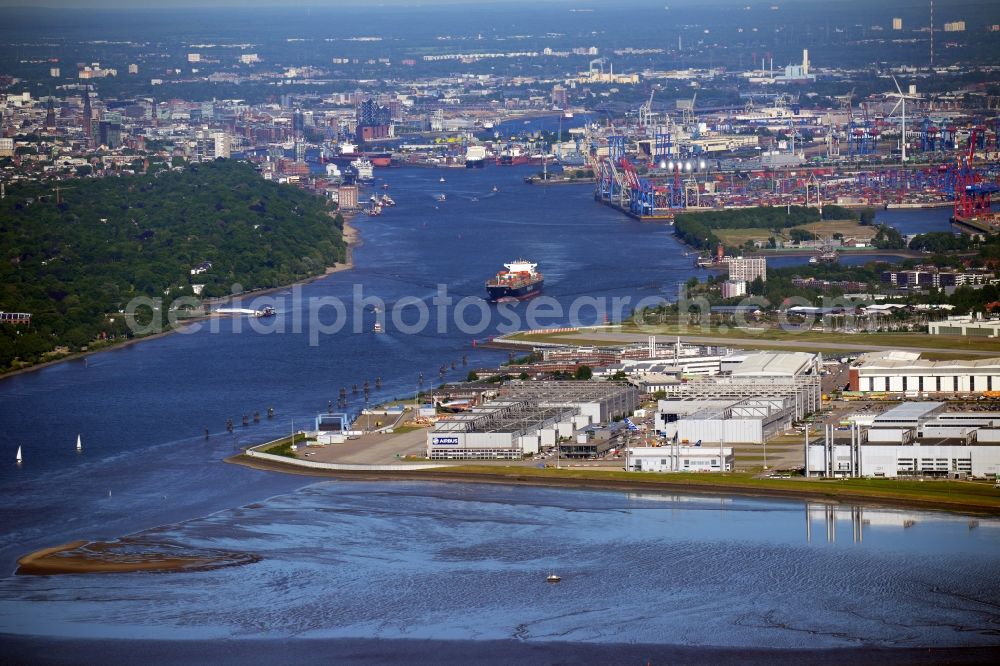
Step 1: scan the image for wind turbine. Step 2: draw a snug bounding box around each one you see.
[887,75,919,163]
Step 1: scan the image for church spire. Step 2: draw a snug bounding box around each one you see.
[45,93,56,130]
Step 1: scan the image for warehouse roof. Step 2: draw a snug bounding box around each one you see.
[432,400,578,435]
[874,402,945,424]
[728,351,817,377]
[858,358,1000,371]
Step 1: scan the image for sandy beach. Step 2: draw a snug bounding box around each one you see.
[0,214,361,380]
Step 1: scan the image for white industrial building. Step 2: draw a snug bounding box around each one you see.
[808,442,1000,479]
[929,316,1000,338]
[629,445,734,473]
[497,380,639,424]
[598,355,727,377]
[666,351,823,418]
[808,403,1000,478]
[849,356,1000,395]
[426,381,639,460]
[427,400,579,460]
[723,351,821,377]
[655,397,796,444]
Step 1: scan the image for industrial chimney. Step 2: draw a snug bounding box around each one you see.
[802,49,809,76]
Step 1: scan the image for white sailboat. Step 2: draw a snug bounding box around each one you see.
[16,445,22,465]
[76,434,82,453]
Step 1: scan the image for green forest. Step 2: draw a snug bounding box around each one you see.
[0,160,345,371]
[673,205,868,252]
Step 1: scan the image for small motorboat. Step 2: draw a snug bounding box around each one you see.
[492,185,499,192]
[546,574,561,583]
[373,322,383,333]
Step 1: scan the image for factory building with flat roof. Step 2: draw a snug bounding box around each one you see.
[655,397,796,444]
[629,445,734,473]
[808,441,1000,479]
[666,375,821,419]
[808,403,1000,479]
[426,381,639,460]
[849,356,1000,395]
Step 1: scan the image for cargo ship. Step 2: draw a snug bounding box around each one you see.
[486,259,544,301]
[496,145,531,166]
[350,158,374,182]
[465,145,487,168]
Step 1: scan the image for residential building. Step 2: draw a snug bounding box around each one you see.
[337,184,359,210]
[725,256,767,283]
[721,280,746,298]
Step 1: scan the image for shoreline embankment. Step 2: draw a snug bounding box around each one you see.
[227,454,1000,518]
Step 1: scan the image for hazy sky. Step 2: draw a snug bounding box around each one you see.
[0,0,741,7]
[3,0,582,6]
[0,0,837,10]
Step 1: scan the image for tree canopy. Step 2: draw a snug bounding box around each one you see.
[0,161,345,371]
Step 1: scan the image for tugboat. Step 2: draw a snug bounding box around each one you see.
[486,259,544,301]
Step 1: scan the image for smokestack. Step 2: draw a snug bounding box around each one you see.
[802,49,809,75]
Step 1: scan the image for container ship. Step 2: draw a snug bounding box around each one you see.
[486,260,544,301]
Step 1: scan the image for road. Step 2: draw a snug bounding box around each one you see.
[299,428,428,465]
[534,330,1000,357]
